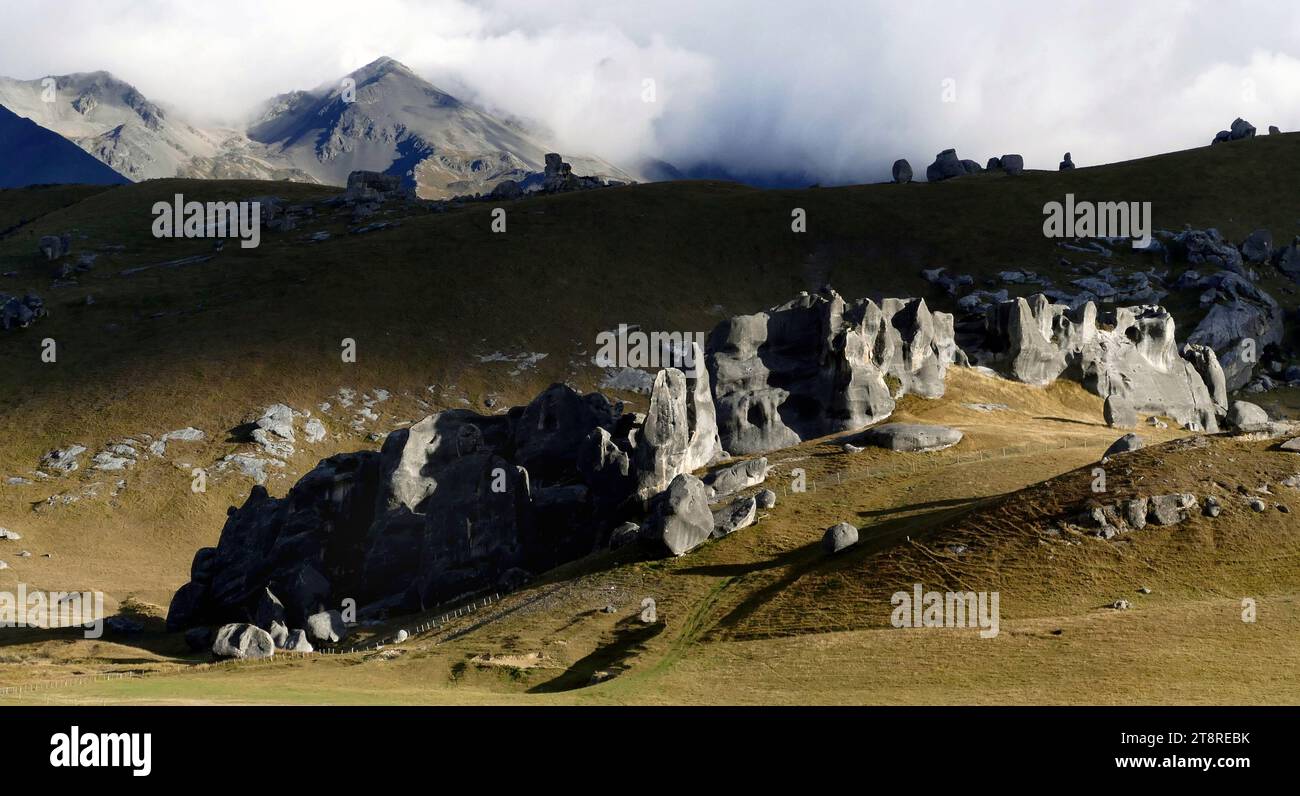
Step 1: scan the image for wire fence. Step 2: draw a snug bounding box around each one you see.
[0,670,142,697]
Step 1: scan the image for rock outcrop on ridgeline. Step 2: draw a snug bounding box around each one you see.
[705,288,966,456]
[978,295,1223,431]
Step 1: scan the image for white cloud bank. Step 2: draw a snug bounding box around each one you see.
[2,0,1299,182]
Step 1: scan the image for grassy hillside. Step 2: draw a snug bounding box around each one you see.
[2,135,1300,704]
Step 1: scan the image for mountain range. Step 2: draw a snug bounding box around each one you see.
[0,103,129,188]
[0,57,642,198]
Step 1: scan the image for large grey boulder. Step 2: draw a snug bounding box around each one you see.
[1171,228,1245,275]
[755,489,777,509]
[1226,400,1269,431]
[1059,152,1075,170]
[704,457,769,502]
[646,474,714,556]
[1000,154,1024,175]
[706,289,965,455]
[853,423,963,452]
[822,522,858,554]
[925,149,966,181]
[305,610,348,644]
[212,623,275,659]
[981,296,1221,431]
[891,159,912,183]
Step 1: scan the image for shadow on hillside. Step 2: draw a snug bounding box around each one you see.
[695,499,996,640]
[527,617,665,693]
[1034,415,1103,428]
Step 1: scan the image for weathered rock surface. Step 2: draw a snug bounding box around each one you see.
[212,623,275,659]
[305,609,348,644]
[633,349,723,498]
[704,457,769,502]
[925,149,966,181]
[1186,272,1284,390]
[0,293,47,331]
[646,473,714,556]
[822,522,858,554]
[168,381,650,630]
[1226,400,1269,431]
[891,159,912,183]
[711,495,757,538]
[853,423,963,452]
[1103,396,1137,429]
[706,289,965,455]
[1103,433,1143,458]
[980,295,1221,431]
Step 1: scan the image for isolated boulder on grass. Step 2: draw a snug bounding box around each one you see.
[822,522,859,555]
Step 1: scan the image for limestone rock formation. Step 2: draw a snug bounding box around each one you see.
[891,159,912,183]
[633,347,724,499]
[706,289,965,455]
[980,295,1222,431]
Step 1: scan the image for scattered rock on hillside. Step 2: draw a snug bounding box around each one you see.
[1249,497,1267,512]
[1059,152,1075,170]
[925,149,966,181]
[1269,125,1282,134]
[1241,229,1273,264]
[1204,495,1222,517]
[1,293,47,331]
[0,528,21,541]
[822,522,858,555]
[1103,434,1143,459]
[891,159,912,183]
[1112,600,1131,610]
[755,488,777,509]
[853,423,963,452]
[1211,117,1256,144]
[40,444,86,475]
[149,427,205,456]
[304,418,327,443]
[1001,154,1025,175]
[212,623,275,659]
[252,404,296,457]
[38,234,71,260]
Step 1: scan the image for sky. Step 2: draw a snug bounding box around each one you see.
[2,0,1300,184]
